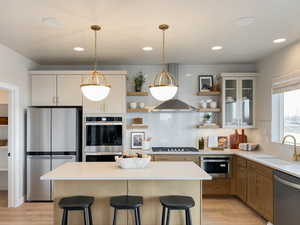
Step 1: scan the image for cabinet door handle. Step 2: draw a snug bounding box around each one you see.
[52,96,56,104]
[56,97,59,104]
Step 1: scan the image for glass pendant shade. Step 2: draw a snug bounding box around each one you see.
[149,71,178,101]
[81,71,111,101]
[149,24,178,101]
[80,25,111,101]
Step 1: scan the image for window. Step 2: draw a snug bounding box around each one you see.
[272,75,300,144]
[283,90,300,139]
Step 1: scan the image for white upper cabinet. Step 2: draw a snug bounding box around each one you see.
[30,71,127,113]
[83,75,126,114]
[56,75,82,106]
[222,73,256,129]
[31,75,56,106]
[104,76,126,114]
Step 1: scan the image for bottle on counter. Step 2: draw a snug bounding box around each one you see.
[198,137,205,150]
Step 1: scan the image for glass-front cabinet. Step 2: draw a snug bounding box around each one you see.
[222,73,256,128]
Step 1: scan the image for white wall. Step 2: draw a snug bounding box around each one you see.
[249,40,300,161]
[0,43,37,203]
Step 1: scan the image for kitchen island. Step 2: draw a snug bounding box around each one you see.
[41,161,211,225]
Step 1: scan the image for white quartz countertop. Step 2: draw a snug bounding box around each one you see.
[41,161,212,181]
[133,149,300,178]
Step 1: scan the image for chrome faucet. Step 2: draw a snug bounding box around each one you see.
[282,135,300,161]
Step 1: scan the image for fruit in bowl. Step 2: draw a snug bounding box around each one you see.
[115,153,151,169]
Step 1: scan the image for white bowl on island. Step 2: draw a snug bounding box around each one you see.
[115,156,151,169]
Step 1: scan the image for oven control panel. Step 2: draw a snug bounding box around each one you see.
[85,117,122,122]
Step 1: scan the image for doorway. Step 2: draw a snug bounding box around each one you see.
[0,89,8,207]
[0,82,21,208]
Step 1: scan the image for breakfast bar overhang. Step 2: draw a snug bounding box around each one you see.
[41,161,211,225]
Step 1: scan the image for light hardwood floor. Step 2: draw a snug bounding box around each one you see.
[0,192,266,225]
[203,197,267,225]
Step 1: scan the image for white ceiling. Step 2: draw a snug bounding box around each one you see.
[1,0,300,65]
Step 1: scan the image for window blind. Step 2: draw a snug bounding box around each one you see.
[272,70,300,93]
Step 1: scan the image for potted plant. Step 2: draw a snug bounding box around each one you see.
[203,113,212,124]
[134,72,146,92]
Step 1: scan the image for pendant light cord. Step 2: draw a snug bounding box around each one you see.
[94,29,97,72]
[162,29,167,72]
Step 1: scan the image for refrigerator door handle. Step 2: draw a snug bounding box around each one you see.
[52,156,76,160]
[27,156,51,159]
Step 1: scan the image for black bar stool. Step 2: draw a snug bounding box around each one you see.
[160,195,195,225]
[110,195,143,225]
[59,196,95,225]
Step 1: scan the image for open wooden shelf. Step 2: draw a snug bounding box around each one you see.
[127,125,149,129]
[127,108,151,113]
[127,92,148,96]
[197,108,221,112]
[197,91,221,96]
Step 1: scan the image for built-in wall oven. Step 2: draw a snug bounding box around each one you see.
[200,156,232,178]
[84,116,123,153]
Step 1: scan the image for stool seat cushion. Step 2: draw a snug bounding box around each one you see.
[59,196,95,209]
[160,195,195,209]
[110,195,143,209]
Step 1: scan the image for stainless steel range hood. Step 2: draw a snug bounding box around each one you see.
[152,99,195,111]
[152,63,195,112]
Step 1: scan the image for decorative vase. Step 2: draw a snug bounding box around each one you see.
[135,85,142,92]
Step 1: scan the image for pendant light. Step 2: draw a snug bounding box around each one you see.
[149,24,178,101]
[81,25,111,101]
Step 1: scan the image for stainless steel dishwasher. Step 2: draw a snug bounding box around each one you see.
[274,170,300,225]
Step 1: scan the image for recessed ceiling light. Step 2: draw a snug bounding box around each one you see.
[73,47,85,52]
[42,17,62,28]
[273,38,287,44]
[142,46,153,51]
[236,17,255,27]
[211,46,223,51]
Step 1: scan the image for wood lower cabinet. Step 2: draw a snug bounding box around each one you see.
[153,154,274,222]
[246,160,273,222]
[236,157,248,202]
[203,178,231,195]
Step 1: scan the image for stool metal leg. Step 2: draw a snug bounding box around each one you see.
[185,209,189,225]
[112,208,117,225]
[161,207,166,225]
[187,209,192,225]
[84,208,91,225]
[88,207,93,225]
[61,209,68,225]
[134,209,139,225]
[137,208,141,225]
[166,209,170,225]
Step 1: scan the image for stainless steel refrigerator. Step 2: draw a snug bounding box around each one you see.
[26,107,82,201]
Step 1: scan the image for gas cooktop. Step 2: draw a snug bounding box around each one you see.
[152,147,199,152]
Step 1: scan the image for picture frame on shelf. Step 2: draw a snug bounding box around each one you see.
[198,75,214,92]
[218,136,228,149]
[131,132,145,149]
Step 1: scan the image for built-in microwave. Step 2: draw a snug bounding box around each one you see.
[84,116,123,152]
[200,156,232,178]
